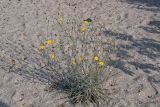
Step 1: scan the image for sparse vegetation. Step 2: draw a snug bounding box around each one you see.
[33,7,117,106]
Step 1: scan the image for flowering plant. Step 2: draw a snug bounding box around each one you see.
[36,13,116,106]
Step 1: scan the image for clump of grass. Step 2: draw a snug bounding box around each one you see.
[35,8,116,106]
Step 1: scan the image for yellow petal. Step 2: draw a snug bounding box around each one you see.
[58,16,64,23]
[47,39,55,45]
[39,44,46,49]
[84,21,89,25]
[99,61,104,66]
[81,27,87,32]
[94,56,99,61]
[79,55,84,61]
[51,53,56,60]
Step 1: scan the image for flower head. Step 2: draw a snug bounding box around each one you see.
[39,44,46,49]
[99,61,104,66]
[94,56,99,61]
[58,16,64,23]
[84,21,89,25]
[51,53,56,60]
[47,39,55,45]
[79,55,84,62]
[81,27,87,32]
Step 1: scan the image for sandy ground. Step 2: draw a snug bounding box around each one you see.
[0,0,160,107]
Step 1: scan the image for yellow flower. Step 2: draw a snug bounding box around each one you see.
[99,61,104,66]
[79,55,84,62]
[58,16,64,23]
[39,44,46,49]
[51,53,56,60]
[47,39,54,45]
[81,27,87,32]
[84,21,89,25]
[94,56,99,61]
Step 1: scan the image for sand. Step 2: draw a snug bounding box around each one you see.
[0,0,160,107]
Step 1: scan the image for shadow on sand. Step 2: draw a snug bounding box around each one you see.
[104,30,160,75]
[139,20,160,34]
[0,101,10,107]
[122,0,160,12]
[126,0,160,7]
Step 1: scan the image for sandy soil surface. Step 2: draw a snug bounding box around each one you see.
[0,0,160,107]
